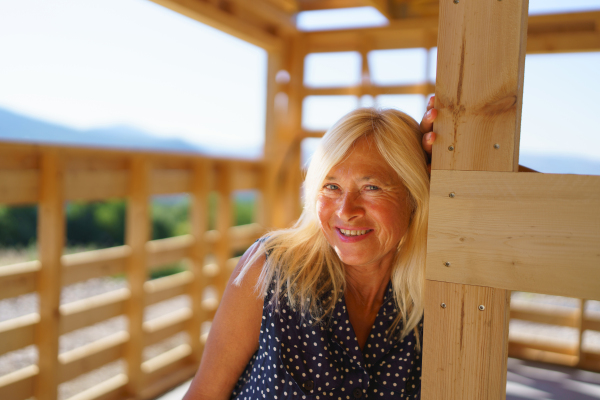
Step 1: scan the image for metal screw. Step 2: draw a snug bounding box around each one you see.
[449,192,455,198]
[444,261,451,267]
[448,145,455,151]
[478,305,485,311]
[494,143,500,149]
[441,303,447,308]
[453,0,459,3]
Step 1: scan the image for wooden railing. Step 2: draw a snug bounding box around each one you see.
[0,142,270,400]
[0,141,599,400]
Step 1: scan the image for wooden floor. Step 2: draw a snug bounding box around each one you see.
[154,358,600,400]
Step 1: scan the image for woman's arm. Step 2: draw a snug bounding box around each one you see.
[183,242,266,400]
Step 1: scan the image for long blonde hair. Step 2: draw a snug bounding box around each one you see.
[236,107,429,343]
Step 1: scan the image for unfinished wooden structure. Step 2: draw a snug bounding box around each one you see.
[0,1,599,399]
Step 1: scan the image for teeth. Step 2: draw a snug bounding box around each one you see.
[340,229,369,236]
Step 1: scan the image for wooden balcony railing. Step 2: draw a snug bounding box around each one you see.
[0,141,599,400]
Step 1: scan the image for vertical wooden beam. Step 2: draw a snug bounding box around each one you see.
[423,0,529,399]
[214,162,233,298]
[34,151,65,400]
[124,156,150,397]
[188,159,210,364]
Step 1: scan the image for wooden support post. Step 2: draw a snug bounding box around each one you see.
[214,163,233,299]
[188,159,210,364]
[423,0,529,399]
[124,156,150,397]
[34,151,65,400]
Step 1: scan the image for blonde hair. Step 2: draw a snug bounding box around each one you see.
[236,107,429,343]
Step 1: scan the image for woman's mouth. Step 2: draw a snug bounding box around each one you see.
[338,228,372,236]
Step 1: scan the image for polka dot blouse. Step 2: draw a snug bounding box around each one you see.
[231,281,422,399]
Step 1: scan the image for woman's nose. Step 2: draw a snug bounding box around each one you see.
[337,191,364,220]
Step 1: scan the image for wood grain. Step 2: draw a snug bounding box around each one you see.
[427,170,600,301]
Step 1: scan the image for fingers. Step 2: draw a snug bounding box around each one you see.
[422,131,436,156]
[426,95,435,112]
[420,108,437,134]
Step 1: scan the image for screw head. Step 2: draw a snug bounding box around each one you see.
[448,145,455,151]
[441,303,447,308]
[494,143,500,149]
[478,305,485,311]
[444,261,451,267]
[453,0,459,3]
[449,192,455,198]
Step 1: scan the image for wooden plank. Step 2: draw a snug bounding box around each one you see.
[188,159,210,363]
[0,313,39,356]
[144,271,193,306]
[148,0,283,51]
[510,302,579,328]
[0,365,38,400]
[427,171,600,301]
[123,156,149,397]
[141,344,192,382]
[509,343,578,367]
[423,280,510,399]
[146,235,193,270]
[58,331,128,384]
[150,169,191,195]
[527,11,600,54]
[0,261,40,300]
[214,163,233,303]
[35,151,65,400]
[0,169,38,205]
[143,308,193,347]
[62,246,130,286]
[299,0,369,11]
[422,1,529,399]
[231,166,261,191]
[64,170,128,201]
[59,289,130,335]
[583,317,600,333]
[63,374,127,400]
[139,363,197,400]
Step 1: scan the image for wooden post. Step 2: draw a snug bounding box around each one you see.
[188,159,210,364]
[422,0,529,399]
[124,156,150,397]
[34,150,65,400]
[214,163,233,299]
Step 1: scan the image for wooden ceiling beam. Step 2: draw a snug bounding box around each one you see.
[303,11,600,54]
[149,0,284,51]
[298,0,368,12]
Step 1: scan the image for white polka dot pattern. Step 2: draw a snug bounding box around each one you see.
[230,281,422,399]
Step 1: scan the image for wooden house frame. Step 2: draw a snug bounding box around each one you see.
[0,1,599,399]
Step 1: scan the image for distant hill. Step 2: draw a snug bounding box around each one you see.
[0,107,205,154]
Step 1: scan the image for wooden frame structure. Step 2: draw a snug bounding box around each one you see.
[0,1,599,399]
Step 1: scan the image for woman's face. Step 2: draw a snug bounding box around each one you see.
[316,136,412,272]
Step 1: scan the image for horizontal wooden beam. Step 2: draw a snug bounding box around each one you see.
[58,331,129,384]
[143,308,193,347]
[147,235,194,270]
[63,374,127,400]
[65,170,128,201]
[0,365,38,400]
[62,246,130,286]
[0,170,38,205]
[298,0,367,11]
[0,313,38,356]
[144,271,194,306]
[141,343,192,379]
[149,0,283,51]
[304,11,600,54]
[138,363,197,400]
[304,82,435,96]
[427,170,600,300]
[510,302,579,328]
[0,261,40,300]
[60,288,130,335]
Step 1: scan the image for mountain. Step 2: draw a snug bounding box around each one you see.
[0,107,205,154]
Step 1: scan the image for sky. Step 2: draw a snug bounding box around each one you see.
[0,0,599,161]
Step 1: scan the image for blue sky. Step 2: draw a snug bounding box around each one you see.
[0,0,599,163]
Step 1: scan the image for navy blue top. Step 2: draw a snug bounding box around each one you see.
[231,281,422,399]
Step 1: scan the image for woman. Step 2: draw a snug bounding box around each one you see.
[185,100,438,400]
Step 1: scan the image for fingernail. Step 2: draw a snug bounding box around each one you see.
[426,109,432,118]
[425,133,432,142]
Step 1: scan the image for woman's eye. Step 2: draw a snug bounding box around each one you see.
[324,184,338,190]
[365,185,380,191]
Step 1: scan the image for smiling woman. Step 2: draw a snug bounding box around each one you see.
[184,108,431,400]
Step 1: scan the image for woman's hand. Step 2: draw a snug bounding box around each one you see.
[420,96,437,174]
